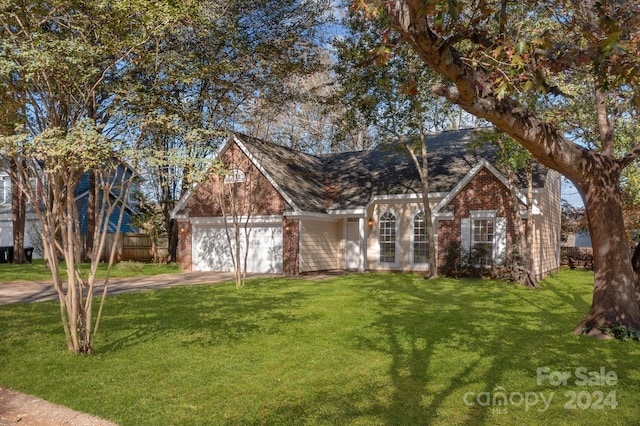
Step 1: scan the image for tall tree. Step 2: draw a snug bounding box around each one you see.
[243,59,339,154]
[9,158,26,264]
[356,0,640,336]
[127,0,333,261]
[0,64,26,263]
[0,0,193,352]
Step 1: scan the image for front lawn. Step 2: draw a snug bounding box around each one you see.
[0,259,181,282]
[1,269,638,425]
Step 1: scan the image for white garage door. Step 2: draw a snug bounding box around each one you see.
[192,223,283,273]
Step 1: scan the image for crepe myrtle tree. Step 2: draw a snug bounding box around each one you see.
[0,0,212,352]
[1,124,137,353]
[353,0,640,337]
[214,152,262,289]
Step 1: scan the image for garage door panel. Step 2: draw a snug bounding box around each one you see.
[192,226,233,272]
[246,227,282,273]
[192,224,282,273]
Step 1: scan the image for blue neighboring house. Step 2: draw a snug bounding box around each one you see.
[74,162,141,235]
[0,160,140,260]
[574,229,592,248]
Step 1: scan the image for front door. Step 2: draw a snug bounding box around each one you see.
[345,219,360,270]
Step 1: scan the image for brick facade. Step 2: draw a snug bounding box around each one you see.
[282,218,300,276]
[176,220,192,271]
[176,143,291,272]
[437,168,520,268]
[175,135,560,279]
[185,144,290,218]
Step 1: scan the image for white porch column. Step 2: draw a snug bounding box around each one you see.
[359,216,366,272]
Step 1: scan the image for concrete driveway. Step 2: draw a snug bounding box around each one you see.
[0,271,271,306]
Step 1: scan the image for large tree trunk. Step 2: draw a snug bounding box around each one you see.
[633,242,640,298]
[384,0,640,335]
[10,159,26,264]
[167,218,178,263]
[573,172,640,335]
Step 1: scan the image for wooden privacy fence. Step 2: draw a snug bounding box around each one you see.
[560,246,594,270]
[82,233,168,263]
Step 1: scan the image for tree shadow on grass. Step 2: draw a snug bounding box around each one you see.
[334,273,612,425]
[7,272,638,425]
[95,279,311,354]
[0,301,63,345]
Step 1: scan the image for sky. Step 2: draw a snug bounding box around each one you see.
[561,180,583,207]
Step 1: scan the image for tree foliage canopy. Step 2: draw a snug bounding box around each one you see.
[0,0,333,352]
[353,0,640,335]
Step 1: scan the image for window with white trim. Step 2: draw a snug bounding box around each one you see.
[0,175,10,205]
[461,210,507,266]
[413,211,429,264]
[379,211,397,263]
[472,218,494,266]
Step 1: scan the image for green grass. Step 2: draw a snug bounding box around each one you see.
[0,259,181,282]
[1,269,639,425]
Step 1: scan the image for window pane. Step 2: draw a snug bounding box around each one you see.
[224,169,246,184]
[379,212,396,263]
[0,177,9,205]
[472,218,494,266]
[413,211,428,264]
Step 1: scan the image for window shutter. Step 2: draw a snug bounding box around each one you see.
[461,218,471,252]
[494,217,507,263]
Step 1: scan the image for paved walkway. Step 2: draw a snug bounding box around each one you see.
[0,386,118,426]
[0,270,348,425]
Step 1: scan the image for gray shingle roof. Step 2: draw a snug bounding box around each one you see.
[234,134,326,212]
[234,128,547,213]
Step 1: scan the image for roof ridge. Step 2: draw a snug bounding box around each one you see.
[232,132,323,161]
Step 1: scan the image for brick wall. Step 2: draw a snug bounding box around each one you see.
[283,218,300,276]
[437,168,519,267]
[176,142,291,271]
[176,220,192,271]
[185,143,290,218]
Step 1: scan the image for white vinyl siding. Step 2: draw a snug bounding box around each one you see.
[300,219,340,272]
[0,220,11,246]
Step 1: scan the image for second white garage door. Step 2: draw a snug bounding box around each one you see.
[192,223,283,273]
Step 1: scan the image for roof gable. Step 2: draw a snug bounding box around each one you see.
[231,133,319,212]
[432,158,527,215]
[174,128,549,218]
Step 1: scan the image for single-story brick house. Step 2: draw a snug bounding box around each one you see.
[172,129,561,278]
